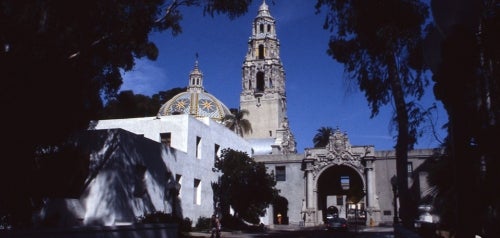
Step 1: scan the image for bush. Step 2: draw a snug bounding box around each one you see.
[195,216,211,230]
[137,211,192,232]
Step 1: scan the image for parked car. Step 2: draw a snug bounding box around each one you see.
[325,217,348,231]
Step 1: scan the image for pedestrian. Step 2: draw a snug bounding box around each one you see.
[210,214,221,238]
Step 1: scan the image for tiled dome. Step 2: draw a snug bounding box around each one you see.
[157,61,231,122]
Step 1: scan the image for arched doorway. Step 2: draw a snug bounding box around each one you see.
[273,196,288,225]
[317,165,365,224]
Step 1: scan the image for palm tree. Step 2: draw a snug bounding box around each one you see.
[313,127,334,148]
[223,109,252,136]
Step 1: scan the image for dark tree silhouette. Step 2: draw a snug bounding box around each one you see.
[212,149,278,225]
[426,1,500,236]
[315,0,430,227]
[100,87,186,119]
[0,0,253,227]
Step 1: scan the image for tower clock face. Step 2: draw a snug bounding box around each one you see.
[199,99,216,113]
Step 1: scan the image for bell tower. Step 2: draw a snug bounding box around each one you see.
[240,1,296,154]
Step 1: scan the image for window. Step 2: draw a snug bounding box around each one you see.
[269,130,272,137]
[267,24,271,32]
[133,164,147,197]
[214,144,220,162]
[275,166,286,181]
[196,136,201,159]
[160,133,171,147]
[407,162,413,176]
[258,45,264,59]
[384,210,392,216]
[336,196,343,205]
[176,174,182,196]
[256,72,265,92]
[260,24,264,33]
[340,176,350,190]
[194,179,201,205]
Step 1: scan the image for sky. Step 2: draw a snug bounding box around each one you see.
[120,0,448,153]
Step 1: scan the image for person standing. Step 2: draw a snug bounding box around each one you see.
[210,214,221,238]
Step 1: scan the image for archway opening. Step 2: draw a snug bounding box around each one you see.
[256,72,265,92]
[317,165,365,224]
[272,196,288,225]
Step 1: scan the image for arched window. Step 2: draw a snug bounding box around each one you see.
[258,45,264,59]
[260,24,264,33]
[267,24,271,32]
[256,72,265,92]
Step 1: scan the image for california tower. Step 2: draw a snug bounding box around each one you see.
[240,1,296,154]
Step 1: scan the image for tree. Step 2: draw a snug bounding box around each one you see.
[100,87,186,119]
[0,0,253,227]
[426,1,500,236]
[212,149,278,225]
[313,126,334,148]
[315,0,430,227]
[223,108,253,136]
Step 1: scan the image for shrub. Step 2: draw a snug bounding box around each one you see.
[195,216,211,230]
[137,211,192,232]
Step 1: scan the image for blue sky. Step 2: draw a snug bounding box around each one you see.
[120,0,448,153]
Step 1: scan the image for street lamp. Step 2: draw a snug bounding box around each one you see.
[390,176,399,224]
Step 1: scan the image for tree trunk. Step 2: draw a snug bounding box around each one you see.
[389,55,412,228]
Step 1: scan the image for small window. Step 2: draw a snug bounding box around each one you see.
[176,174,182,196]
[407,162,413,176]
[275,166,286,181]
[214,144,220,164]
[269,130,272,137]
[160,133,171,147]
[384,210,392,216]
[133,164,147,197]
[196,136,201,159]
[336,196,343,205]
[194,179,201,205]
[260,24,264,33]
[267,24,271,32]
[340,176,350,190]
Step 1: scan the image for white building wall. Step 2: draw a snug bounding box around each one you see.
[91,115,253,224]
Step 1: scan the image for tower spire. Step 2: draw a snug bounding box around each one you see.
[188,53,203,93]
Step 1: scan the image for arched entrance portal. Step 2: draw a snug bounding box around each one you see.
[317,165,365,223]
[273,196,288,224]
[301,128,378,227]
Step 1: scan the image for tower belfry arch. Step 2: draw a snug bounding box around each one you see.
[302,128,380,226]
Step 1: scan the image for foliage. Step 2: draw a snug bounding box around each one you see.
[195,216,211,231]
[0,0,253,228]
[212,149,278,225]
[427,1,500,235]
[315,0,431,227]
[100,87,186,119]
[137,211,192,232]
[313,126,334,148]
[223,108,253,136]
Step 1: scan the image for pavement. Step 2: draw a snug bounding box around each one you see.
[186,224,394,237]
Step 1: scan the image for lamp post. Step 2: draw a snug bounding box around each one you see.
[390,176,399,224]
